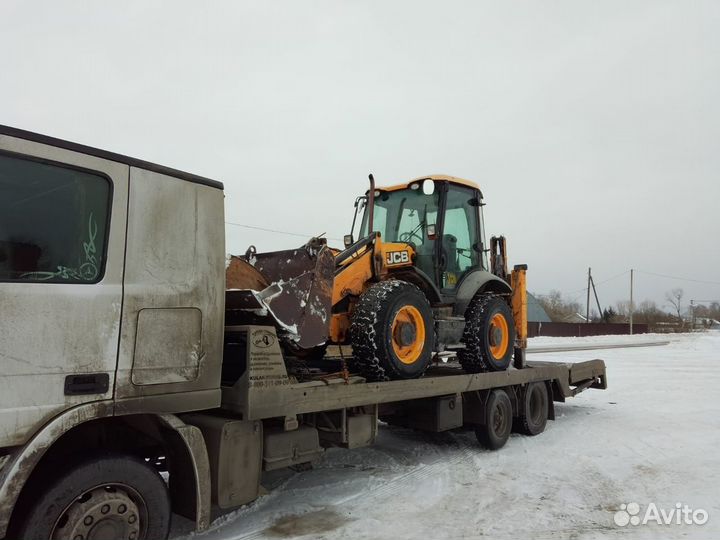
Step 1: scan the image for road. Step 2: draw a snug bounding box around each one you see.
[178,332,720,540]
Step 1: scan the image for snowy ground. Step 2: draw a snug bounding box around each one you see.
[178,332,720,540]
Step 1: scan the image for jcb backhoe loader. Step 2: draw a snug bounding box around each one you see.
[226,174,527,381]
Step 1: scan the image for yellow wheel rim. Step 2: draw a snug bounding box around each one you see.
[489,312,510,360]
[391,305,425,365]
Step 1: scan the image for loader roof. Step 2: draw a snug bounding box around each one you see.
[379,174,480,192]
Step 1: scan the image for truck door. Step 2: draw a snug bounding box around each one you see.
[0,136,128,447]
[113,167,225,411]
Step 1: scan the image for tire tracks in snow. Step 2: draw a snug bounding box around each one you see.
[229,433,480,540]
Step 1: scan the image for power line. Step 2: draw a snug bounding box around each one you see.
[225,221,343,242]
[636,269,720,286]
[593,269,630,287]
[538,267,720,307]
[558,270,630,299]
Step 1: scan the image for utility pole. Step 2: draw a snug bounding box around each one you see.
[586,267,591,323]
[590,275,602,320]
[690,300,695,330]
[629,268,634,335]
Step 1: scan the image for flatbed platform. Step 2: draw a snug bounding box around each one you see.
[221,326,607,421]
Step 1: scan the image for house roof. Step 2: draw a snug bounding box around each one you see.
[527,292,552,323]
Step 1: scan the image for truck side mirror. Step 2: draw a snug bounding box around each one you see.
[426,224,437,241]
[344,234,354,248]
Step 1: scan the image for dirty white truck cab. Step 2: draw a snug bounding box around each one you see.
[0,125,225,539]
[0,125,607,540]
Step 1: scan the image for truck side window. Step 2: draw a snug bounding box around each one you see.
[0,153,111,283]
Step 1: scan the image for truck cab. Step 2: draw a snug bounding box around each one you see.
[0,125,226,539]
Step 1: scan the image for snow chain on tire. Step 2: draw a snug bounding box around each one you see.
[458,293,515,373]
[349,280,432,381]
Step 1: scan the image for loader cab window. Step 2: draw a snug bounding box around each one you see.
[359,186,440,279]
[0,153,110,283]
[440,186,481,290]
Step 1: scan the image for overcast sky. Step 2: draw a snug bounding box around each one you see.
[2,1,719,313]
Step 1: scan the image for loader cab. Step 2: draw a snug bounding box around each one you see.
[358,175,487,296]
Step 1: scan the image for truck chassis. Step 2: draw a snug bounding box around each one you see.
[1,325,607,540]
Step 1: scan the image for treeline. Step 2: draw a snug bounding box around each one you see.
[694,302,720,321]
[532,290,583,322]
[532,289,714,326]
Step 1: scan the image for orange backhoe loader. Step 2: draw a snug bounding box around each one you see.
[226,175,527,381]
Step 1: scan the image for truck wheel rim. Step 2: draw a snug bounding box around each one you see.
[52,483,148,540]
[391,305,425,364]
[492,400,508,434]
[488,313,510,360]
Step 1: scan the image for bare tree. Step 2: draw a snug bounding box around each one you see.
[665,288,684,321]
[534,290,582,322]
[631,300,675,327]
[615,301,630,320]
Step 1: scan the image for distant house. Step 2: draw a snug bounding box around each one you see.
[694,317,720,330]
[562,312,589,324]
[527,292,552,323]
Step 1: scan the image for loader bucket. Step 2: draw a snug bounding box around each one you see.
[226,241,334,350]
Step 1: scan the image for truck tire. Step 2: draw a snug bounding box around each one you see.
[14,454,171,540]
[516,381,549,436]
[458,294,515,373]
[475,389,513,450]
[350,280,433,381]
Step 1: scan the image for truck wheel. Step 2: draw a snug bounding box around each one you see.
[14,455,170,540]
[475,389,513,450]
[517,381,549,436]
[350,280,433,381]
[458,294,515,373]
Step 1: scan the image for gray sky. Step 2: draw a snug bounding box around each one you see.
[2,0,719,312]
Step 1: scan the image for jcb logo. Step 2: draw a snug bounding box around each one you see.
[386,251,410,265]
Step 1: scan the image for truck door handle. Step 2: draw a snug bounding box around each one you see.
[64,373,110,396]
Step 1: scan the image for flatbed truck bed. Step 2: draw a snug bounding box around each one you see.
[220,325,606,420]
[185,325,608,521]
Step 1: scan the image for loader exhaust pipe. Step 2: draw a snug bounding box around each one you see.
[368,173,375,234]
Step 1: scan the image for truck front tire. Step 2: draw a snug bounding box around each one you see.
[14,455,170,540]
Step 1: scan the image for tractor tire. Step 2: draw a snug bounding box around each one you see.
[475,389,513,450]
[349,280,433,381]
[516,381,549,436]
[13,454,171,540]
[458,294,515,373]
